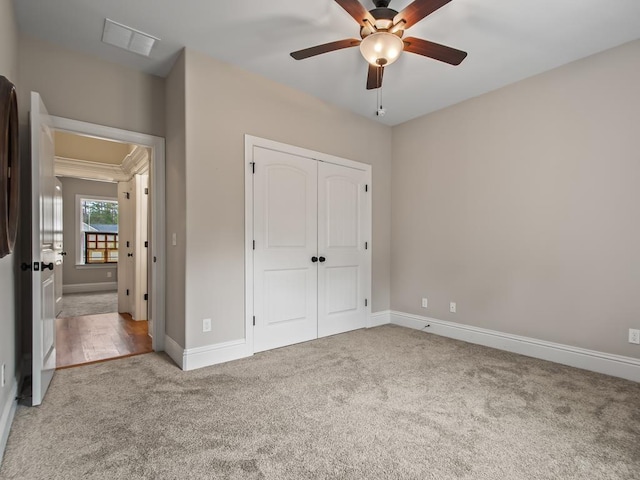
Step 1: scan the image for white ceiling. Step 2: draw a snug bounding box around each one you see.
[14,0,640,126]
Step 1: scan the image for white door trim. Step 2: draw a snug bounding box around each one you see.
[245,135,372,353]
[51,116,166,351]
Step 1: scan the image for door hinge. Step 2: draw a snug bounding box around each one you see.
[144,188,149,195]
[365,299,368,307]
[144,293,148,301]
[365,241,368,250]
[251,162,255,174]
[365,184,368,192]
[253,240,255,250]
[126,289,130,296]
[253,316,256,326]
[144,241,148,248]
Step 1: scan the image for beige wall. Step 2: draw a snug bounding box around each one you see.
[17,36,165,137]
[59,177,118,286]
[0,0,18,454]
[178,48,392,349]
[391,39,640,358]
[164,51,187,346]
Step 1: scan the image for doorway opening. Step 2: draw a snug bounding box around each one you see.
[50,117,165,369]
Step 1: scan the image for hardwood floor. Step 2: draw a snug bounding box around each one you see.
[56,312,153,369]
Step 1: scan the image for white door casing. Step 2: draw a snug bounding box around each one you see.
[117,179,134,314]
[52,115,166,352]
[247,136,371,353]
[146,164,154,338]
[134,174,149,321]
[253,147,318,353]
[30,92,57,406]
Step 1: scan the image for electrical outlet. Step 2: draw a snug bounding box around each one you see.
[421,298,428,308]
[449,302,457,313]
[629,329,640,345]
[203,318,212,332]
[1,364,5,387]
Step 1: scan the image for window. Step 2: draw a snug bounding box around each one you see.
[84,232,119,263]
[76,196,119,265]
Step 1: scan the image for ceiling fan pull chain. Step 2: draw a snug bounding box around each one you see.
[376,78,386,117]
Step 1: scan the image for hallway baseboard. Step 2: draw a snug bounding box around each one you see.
[63,282,117,294]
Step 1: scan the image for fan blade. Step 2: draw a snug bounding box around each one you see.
[290,39,361,60]
[335,0,376,27]
[366,64,384,90]
[403,37,467,65]
[393,0,452,29]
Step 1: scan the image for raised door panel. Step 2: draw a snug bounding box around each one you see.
[253,147,318,352]
[54,179,63,316]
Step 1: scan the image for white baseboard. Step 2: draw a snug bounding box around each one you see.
[164,335,252,371]
[390,311,640,383]
[63,282,117,294]
[0,380,18,466]
[183,339,252,371]
[369,310,391,328]
[164,335,185,369]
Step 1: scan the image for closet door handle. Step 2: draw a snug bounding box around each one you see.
[319,256,326,263]
[311,256,318,263]
[41,262,54,271]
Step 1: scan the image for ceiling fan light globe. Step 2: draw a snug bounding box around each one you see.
[360,32,403,67]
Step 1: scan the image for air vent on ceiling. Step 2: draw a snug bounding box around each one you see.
[102,18,159,57]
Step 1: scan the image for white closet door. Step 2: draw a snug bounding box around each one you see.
[317,161,368,337]
[253,147,318,352]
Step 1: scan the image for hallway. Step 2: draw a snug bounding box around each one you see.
[56,292,151,369]
[56,312,152,369]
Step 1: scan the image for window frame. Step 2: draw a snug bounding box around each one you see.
[75,194,119,266]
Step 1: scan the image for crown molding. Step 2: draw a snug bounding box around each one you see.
[54,156,127,182]
[122,145,149,177]
[55,146,149,182]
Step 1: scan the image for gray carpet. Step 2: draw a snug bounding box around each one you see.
[58,291,118,318]
[2,325,639,479]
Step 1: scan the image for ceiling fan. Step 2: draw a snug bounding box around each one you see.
[290,0,467,89]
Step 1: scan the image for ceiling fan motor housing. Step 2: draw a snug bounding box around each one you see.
[370,7,397,21]
[360,8,402,39]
